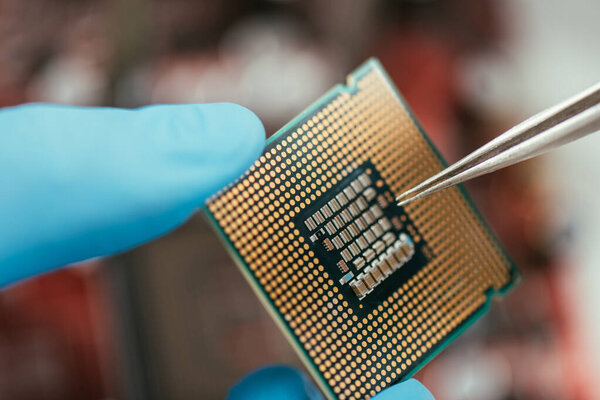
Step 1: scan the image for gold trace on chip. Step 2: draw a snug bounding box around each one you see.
[206,59,517,400]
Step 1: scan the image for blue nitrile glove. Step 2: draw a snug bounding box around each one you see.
[228,365,435,400]
[0,102,265,285]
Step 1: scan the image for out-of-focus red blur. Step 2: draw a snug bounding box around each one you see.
[1,1,599,399]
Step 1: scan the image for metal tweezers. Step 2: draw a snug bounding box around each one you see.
[396,81,600,207]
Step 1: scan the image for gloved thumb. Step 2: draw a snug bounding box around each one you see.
[373,378,435,400]
[0,103,264,285]
[228,365,324,400]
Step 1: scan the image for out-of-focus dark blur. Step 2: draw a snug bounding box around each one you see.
[2,0,600,399]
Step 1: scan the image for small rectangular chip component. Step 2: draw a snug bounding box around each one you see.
[205,59,519,400]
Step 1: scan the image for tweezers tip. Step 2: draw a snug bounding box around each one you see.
[396,197,415,208]
[395,188,417,203]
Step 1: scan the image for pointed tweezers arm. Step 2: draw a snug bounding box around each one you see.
[396,80,600,207]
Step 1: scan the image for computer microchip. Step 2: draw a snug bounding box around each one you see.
[205,59,518,399]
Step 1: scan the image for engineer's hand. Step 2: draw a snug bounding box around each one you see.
[0,103,434,399]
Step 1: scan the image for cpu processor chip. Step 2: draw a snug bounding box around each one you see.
[205,59,519,399]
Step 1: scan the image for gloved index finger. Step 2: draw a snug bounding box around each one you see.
[0,102,264,285]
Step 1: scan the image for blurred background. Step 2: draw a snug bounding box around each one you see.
[1,0,600,399]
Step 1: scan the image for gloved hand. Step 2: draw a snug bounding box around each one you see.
[0,103,435,399]
[0,102,265,285]
[228,365,434,400]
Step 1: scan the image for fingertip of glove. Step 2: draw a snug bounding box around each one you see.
[142,102,265,201]
[140,102,265,166]
[198,102,265,164]
[228,365,323,400]
[215,102,265,139]
[373,379,435,400]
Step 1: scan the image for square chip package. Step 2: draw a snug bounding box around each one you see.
[205,59,519,399]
